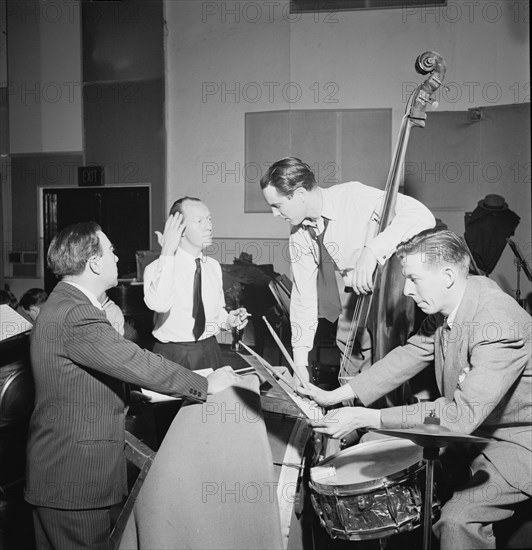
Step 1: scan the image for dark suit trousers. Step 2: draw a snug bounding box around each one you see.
[32,503,121,550]
[151,337,224,445]
[152,336,224,371]
[433,454,530,550]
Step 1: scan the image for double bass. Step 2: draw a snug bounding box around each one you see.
[338,51,447,405]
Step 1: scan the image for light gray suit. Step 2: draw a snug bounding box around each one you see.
[351,276,531,549]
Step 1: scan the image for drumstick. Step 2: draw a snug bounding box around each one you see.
[239,342,295,389]
[261,316,308,388]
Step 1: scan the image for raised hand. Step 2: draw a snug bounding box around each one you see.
[156,213,186,256]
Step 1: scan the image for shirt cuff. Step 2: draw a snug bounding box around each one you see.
[365,242,390,266]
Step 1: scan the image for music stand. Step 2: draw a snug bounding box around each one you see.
[506,238,532,305]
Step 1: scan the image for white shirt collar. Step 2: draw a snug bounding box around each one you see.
[178,246,205,261]
[64,281,103,310]
[446,291,465,327]
[319,187,337,221]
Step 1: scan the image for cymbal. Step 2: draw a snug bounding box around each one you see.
[370,426,491,448]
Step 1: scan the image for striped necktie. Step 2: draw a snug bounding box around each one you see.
[192,258,206,341]
[307,219,342,323]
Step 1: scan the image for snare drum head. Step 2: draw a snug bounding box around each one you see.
[311,437,422,490]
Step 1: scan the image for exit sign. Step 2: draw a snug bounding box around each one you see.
[78,166,104,186]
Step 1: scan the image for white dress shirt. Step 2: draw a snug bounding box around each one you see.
[101,296,125,336]
[64,281,102,309]
[143,248,229,343]
[289,181,435,365]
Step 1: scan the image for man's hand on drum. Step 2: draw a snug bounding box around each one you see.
[310,407,381,439]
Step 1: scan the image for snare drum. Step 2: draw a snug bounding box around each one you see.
[309,437,439,541]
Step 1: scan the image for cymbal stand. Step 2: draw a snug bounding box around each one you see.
[422,445,439,550]
[506,238,532,308]
[420,409,443,550]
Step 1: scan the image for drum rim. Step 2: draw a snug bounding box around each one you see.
[313,436,419,465]
[309,437,424,495]
[309,461,424,495]
[326,515,420,540]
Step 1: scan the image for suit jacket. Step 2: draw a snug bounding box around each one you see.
[25,282,208,509]
[351,276,532,496]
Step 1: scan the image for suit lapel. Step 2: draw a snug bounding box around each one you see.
[441,278,480,398]
[434,319,446,391]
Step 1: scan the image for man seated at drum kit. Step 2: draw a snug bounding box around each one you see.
[298,228,531,550]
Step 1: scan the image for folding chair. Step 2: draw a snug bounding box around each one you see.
[110,431,156,549]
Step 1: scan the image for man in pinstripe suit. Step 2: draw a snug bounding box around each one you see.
[24,222,240,550]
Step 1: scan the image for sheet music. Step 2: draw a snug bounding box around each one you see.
[0,304,33,342]
[239,343,324,421]
[287,392,324,422]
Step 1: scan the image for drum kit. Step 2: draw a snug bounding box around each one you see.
[309,411,490,550]
[239,318,491,550]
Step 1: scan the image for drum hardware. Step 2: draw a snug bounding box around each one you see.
[273,461,304,469]
[372,411,491,550]
[506,237,532,309]
[340,428,364,450]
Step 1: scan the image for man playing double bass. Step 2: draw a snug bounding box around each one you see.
[260,157,435,382]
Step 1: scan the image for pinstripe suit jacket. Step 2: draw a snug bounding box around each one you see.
[351,276,532,496]
[25,281,208,509]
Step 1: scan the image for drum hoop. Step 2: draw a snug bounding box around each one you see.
[310,437,424,495]
[326,516,421,541]
[313,437,419,465]
[309,460,424,496]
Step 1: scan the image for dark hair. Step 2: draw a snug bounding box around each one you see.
[397,229,471,273]
[19,288,48,310]
[259,157,316,196]
[47,221,103,278]
[169,196,202,217]
[0,289,18,310]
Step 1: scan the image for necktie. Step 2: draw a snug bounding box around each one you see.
[307,219,342,323]
[192,258,206,341]
[440,318,450,359]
